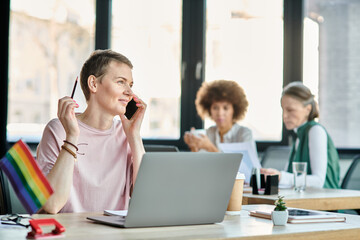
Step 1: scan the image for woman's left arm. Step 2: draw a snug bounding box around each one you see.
[307,125,328,187]
[197,135,219,152]
[120,95,147,185]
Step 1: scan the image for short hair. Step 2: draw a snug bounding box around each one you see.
[195,80,248,122]
[282,81,319,121]
[80,49,133,100]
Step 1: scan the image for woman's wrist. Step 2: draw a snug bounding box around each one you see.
[127,133,144,151]
[209,145,219,152]
[65,135,79,146]
[203,141,218,152]
[127,131,142,143]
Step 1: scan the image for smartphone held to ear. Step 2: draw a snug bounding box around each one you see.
[125,99,138,119]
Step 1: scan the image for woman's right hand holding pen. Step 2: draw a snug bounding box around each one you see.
[44,96,80,214]
[57,96,80,142]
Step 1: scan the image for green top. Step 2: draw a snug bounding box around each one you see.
[287,121,340,189]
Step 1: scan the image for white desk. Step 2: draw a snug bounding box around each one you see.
[243,187,360,210]
[1,205,360,239]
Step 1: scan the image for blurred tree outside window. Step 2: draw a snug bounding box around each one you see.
[7,0,95,142]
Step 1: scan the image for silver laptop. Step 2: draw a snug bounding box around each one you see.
[144,144,179,152]
[87,152,242,228]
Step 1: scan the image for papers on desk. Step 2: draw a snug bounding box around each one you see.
[0,214,31,228]
[104,210,128,217]
[219,142,261,183]
[249,207,346,223]
[0,222,24,229]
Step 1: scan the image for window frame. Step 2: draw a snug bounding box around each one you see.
[1,0,359,154]
[0,0,10,157]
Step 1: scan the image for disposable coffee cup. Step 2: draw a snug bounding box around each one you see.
[227,173,245,211]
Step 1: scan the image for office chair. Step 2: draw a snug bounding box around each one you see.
[341,154,360,190]
[0,168,11,214]
[261,146,291,171]
[0,168,27,214]
[144,144,179,152]
[341,154,360,215]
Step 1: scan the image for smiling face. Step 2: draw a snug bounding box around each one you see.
[281,95,311,130]
[92,60,134,116]
[210,101,234,130]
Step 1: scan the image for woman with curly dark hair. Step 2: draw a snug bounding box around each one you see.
[184,80,255,152]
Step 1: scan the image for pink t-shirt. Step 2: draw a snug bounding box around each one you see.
[36,118,133,213]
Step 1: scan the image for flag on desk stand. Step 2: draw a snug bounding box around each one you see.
[0,139,53,214]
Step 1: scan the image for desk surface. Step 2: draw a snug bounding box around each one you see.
[243,187,360,210]
[1,205,360,240]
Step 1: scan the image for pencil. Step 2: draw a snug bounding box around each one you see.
[70,76,78,98]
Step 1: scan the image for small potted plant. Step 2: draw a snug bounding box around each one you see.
[271,195,288,225]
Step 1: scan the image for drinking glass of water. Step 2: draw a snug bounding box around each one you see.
[292,162,307,192]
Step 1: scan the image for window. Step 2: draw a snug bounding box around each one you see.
[111,0,183,139]
[303,0,360,148]
[205,0,284,141]
[7,0,95,142]
[5,0,358,152]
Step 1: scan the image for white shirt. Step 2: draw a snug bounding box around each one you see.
[280,125,327,188]
[206,123,257,152]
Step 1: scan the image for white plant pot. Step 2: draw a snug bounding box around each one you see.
[271,210,288,226]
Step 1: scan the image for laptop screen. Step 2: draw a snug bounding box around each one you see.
[124,152,242,227]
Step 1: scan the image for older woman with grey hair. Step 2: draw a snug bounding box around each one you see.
[261,82,340,189]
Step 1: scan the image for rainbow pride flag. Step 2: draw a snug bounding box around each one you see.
[0,139,53,214]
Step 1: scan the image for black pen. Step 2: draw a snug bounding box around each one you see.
[70,76,78,98]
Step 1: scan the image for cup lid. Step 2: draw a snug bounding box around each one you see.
[236,172,245,179]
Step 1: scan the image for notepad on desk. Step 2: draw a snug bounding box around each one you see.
[218,142,261,184]
[249,208,346,223]
[104,210,128,217]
